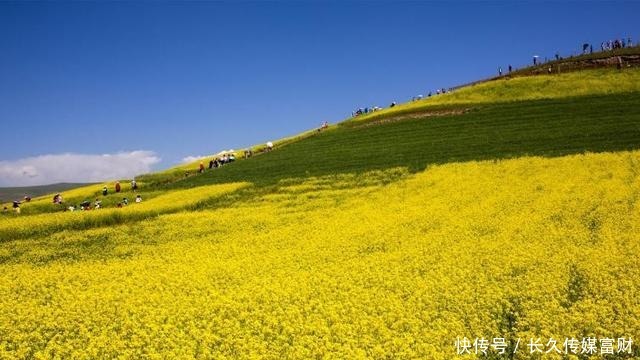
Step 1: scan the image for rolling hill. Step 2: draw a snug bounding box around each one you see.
[1,54,640,358]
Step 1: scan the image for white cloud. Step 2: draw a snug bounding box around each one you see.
[0,151,161,187]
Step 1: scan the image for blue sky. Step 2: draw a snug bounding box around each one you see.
[1,1,638,186]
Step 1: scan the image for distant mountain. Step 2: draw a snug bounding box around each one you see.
[0,183,92,203]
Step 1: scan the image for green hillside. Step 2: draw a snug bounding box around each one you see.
[141,68,640,193]
[5,67,640,217]
[2,64,640,359]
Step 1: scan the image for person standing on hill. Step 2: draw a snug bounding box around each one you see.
[12,200,20,214]
[199,162,205,173]
[498,67,502,76]
[102,186,108,196]
[115,181,121,193]
[131,179,138,191]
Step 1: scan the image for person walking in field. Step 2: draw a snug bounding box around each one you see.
[131,179,138,191]
[12,200,20,214]
[115,181,121,193]
[102,186,108,196]
[199,162,205,173]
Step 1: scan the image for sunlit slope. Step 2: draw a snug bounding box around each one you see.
[5,68,640,219]
[1,66,640,358]
[167,68,640,177]
[152,90,640,191]
[1,151,639,358]
[0,183,247,241]
[349,67,640,124]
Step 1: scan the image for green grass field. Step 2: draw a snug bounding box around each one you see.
[149,91,640,189]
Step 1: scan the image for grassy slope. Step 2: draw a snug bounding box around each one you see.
[2,67,640,358]
[6,68,640,217]
[158,91,640,191]
[153,67,640,180]
[348,68,640,124]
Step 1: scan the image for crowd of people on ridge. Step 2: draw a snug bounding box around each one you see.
[352,87,453,117]
[599,37,633,52]
[492,36,638,78]
[191,140,276,176]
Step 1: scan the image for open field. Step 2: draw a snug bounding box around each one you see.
[2,151,640,358]
[1,67,640,358]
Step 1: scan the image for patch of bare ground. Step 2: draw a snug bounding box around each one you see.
[352,108,471,128]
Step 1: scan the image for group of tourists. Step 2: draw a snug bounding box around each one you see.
[52,179,142,211]
[66,193,142,212]
[2,179,143,215]
[101,180,137,196]
[352,106,383,117]
[351,87,456,117]
[193,140,277,175]
[200,153,237,173]
[494,36,638,79]
[2,195,32,214]
[600,37,633,52]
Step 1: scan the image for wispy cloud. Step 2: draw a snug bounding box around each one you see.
[0,151,161,187]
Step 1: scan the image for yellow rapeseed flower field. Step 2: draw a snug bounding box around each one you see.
[0,151,639,359]
[0,182,248,241]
